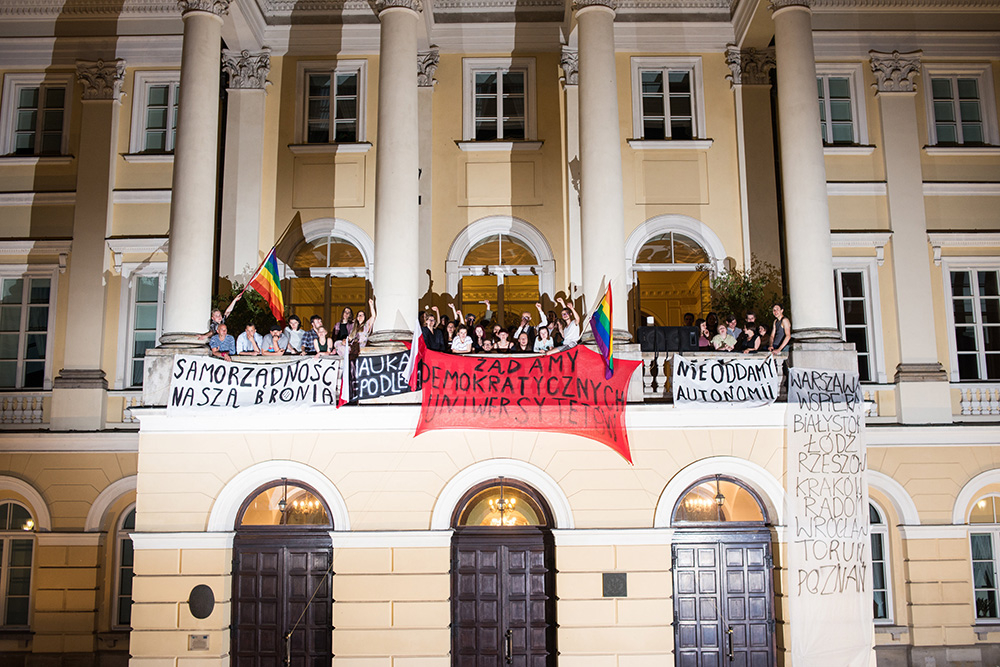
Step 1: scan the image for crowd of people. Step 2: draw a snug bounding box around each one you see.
[199,296,791,361]
[687,303,791,356]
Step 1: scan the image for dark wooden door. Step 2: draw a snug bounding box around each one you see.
[233,534,333,667]
[673,534,774,667]
[452,528,556,667]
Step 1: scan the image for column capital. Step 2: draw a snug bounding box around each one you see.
[417,48,439,88]
[375,0,421,14]
[222,48,271,90]
[76,59,126,101]
[725,45,775,87]
[573,0,618,12]
[560,48,579,86]
[768,0,810,11]
[178,0,230,16]
[870,50,922,93]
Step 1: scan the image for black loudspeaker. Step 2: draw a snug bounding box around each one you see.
[188,584,215,619]
[637,326,699,352]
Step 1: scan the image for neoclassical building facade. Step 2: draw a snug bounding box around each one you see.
[0,0,999,666]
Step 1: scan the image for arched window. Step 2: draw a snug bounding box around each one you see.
[626,218,723,331]
[869,502,891,622]
[452,477,551,528]
[285,232,371,329]
[115,507,136,628]
[238,479,332,528]
[672,476,767,525]
[970,494,1000,619]
[0,501,34,627]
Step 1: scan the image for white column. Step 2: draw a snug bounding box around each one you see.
[575,0,629,337]
[771,0,840,342]
[870,50,951,423]
[219,48,271,282]
[561,47,584,294]
[370,0,421,343]
[160,0,228,345]
[50,59,125,430]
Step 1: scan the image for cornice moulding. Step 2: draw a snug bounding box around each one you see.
[0,36,183,69]
[628,139,714,150]
[924,146,1000,157]
[812,0,998,9]
[0,192,76,206]
[824,145,876,155]
[0,0,179,17]
[830,231,892,248]
[826,181,887,195]
[928,232,1000,248]
[106,237,170,256]
[287,142,372,155]
[0,240,73,255]
[131,531,235,550]
[112,190,172,204]
[0,430,137,451]
[813,31,1000,59]
[923,182,1000,196]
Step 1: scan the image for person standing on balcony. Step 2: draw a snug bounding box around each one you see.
[769,304,791,356]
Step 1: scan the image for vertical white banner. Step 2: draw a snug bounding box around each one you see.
[786,368,873,666]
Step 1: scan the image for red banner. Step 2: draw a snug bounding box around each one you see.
[415,347,641,463]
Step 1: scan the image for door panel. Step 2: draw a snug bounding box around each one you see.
[452,530,555,667]
[673,536,774,667]
[233,536,332,667]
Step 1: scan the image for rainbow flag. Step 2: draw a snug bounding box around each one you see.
[247,248,285,323]
[590,284,613,379]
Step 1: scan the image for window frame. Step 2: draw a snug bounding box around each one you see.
[869,501,893,624]
[0,72,73,158]
[968,494,1000,622]
[113,505,136,629]
[922,63,999,147]
[115,262,167,390]
[294,60,368,146]
[462,58,537,143]
[0,500,35,629]
[128,71,181,155]
[629,57,707,143]
[816,62,869,147]
[941,258,1000,383]
[0,266,59,390]
[832,257,886,384]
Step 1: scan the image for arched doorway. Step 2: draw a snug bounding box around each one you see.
[671,476,775,667]
[232,479,333,667]
[451,477,556,667]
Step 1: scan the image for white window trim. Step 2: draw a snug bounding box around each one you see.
[832,257,887,384]
[127,70,180,156]
[969,495,1000,623]
[0,265,59,390]
[294,60,368,145]
[113,504,135,630]
[0,72,73,157]
[816,62,870,147]
[940,257,1000,383]
[0,500,35,628]
[115,262,166,390]
[629,56,707,143]
[462,57,537,143]
[922,62,999,147]
[869,501,893,624]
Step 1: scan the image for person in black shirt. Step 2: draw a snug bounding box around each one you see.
[421,310,446,352]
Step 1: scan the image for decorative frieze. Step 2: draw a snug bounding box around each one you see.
[222,48,271,90]
[76,59,126,101]
[768,0,810,10]
[724,45,775,87]
[560,48,579,86]
[374,0,421,12]
[869,50,921,93]
[417,48,440,87]
[573,0,618,10]
[177,0,230,15]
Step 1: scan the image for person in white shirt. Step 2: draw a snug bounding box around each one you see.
[533,326,553,353]
[451,325,473,354]
[236,323,264,356]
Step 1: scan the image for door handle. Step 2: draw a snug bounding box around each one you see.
[505,628,513,664]
[727,625,734,662]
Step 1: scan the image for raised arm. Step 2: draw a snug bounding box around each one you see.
[535,302,548,328]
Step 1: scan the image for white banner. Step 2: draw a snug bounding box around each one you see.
[786,366,873,667]
[167,355,342,412]
[671,354,781,407]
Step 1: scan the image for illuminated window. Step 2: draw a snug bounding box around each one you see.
[672,477,766,524]
[0,501,35,627]
[970,495,1000,619]
[239,481,331,528]
[456,479,547,527]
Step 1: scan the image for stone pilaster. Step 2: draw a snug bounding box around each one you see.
[561,47,583,292]
[417,48,438,297]
[869,49,951,423]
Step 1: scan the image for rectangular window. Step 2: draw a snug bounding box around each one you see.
[818,75,855,145]
[129,275,164,387]
[834,268,873,383]
[128,72,181,155]
[923,64,998,147]
[462,58,536,143]
[931,77,984,145]
[949,268,1000,381]
[630,57,705,143]
[972,532,998,619]
[0,276,52,389]
[115,508,135,628]
[1,73,72,157]
[306,71,359,143]
[3,538,32,626]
